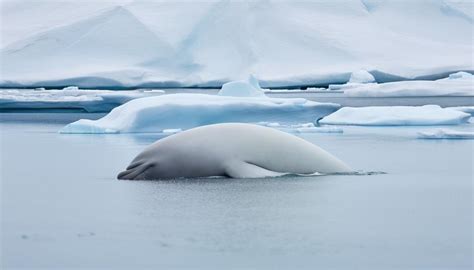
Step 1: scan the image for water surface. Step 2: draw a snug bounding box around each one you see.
[1,113,472,269]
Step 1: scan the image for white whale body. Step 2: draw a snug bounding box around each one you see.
[118,123,352,180]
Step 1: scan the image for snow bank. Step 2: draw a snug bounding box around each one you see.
[218,75,265,97]
[319,105,470,126]
[344,72,474,97]
[418,129,474,139]
[60,94,339,133]
[348,70,375,84]
[0,88,164,112]
[1,1,472,88]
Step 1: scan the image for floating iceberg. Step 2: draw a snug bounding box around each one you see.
[60,94,339,133]
[348,70,375,84]
[327,70,376,91]
[344,72,474,97]
[0,88,164,112]
[319,105,471,126]
[418,129,474,139]
[218,75,265,97]
[448,71,473,80]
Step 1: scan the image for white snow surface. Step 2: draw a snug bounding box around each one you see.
[343,72,474,97]
[0,88,164,112]
[319,105,471,126]
[1,0,473,88]
[418,129,474,139]
[60,93,339,133]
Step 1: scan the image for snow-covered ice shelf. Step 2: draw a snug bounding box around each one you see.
[319,105,471,126]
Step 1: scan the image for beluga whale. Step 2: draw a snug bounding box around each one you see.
[118,123,353,180]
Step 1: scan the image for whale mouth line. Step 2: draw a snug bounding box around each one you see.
[117,161,152,180]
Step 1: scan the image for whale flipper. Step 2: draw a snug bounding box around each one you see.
[224,160,284,178]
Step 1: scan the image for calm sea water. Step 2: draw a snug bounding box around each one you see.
[1,113,473,269]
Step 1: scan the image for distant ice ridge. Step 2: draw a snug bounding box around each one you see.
[0,87,165,112]
[1,1,473,88]
[319,105,471,126]
[343,72,473,97]
[418,129,474,139]
[218,75,266,97]
[328,69,376,91]
[60,94,339,134]
[348,70,375,84]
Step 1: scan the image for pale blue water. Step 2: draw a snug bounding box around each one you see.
[1,113,473,269]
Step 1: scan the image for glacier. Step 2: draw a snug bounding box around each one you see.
[1,0,473,88]
[319,105,471,126]
[60,94,339,134]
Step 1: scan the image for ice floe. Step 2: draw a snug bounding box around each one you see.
[0,88,164,112]
[294,126,344,134]
[319,105,471,126]
[218,75,266,97]
[343,72,473,97]
[348,70,376,84]
[417,129,474,139]
[60,94,339,133]
[255,122,343,133]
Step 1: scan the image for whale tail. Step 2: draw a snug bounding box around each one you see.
[117,161,151,180]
